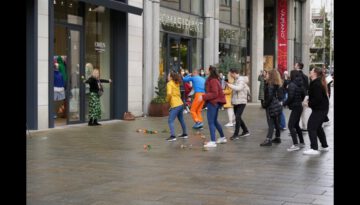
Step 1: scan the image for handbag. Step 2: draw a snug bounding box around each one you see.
[124,112,135,121]
[268,87,283,117]
[97,90,103,96]
[269,97,282,117]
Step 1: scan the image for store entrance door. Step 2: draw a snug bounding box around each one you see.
[167,35,192,75]
[53,24,84,126]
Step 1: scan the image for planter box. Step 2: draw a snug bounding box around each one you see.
[148,103,170,117]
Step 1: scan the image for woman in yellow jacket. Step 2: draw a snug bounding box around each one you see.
[166,71,188,141]
[224,74,235,127]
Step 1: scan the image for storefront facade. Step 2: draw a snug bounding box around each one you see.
[27,0,311,130]
[159,6,204,76]
[26,0,143,130]
[143,0,310,114]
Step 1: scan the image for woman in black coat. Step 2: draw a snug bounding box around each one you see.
[303,67,329,155]
[260,69,283,146]
[283,70,306,151]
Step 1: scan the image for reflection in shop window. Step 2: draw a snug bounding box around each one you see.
[219,24,247,74]
[192,39,202,70]
[160,0,180,10]
[54,0,83,25]
[219,0,231,24]
[181,0,190,13]
[85,4,111,120]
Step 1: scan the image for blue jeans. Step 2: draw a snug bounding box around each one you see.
[206,103,224,141]
[280,111,286,129]
[168,105,187,137]
[280,93,288,128]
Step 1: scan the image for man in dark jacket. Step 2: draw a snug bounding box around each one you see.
[295,62,310,131]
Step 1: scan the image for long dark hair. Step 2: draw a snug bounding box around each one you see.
[170,71,182,84]
[266,69,283,86]
[311,67,328,96]
[208,65,219,79]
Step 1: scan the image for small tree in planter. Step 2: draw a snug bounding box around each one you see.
[148,76,170,117]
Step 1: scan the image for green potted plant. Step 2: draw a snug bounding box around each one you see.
[217,55,243,74]
[148,76,170,117]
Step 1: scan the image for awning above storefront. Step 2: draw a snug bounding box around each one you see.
[78,0,143,15]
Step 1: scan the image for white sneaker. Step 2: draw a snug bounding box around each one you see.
[303,149,320,155]
[216,137,227,144]
[224,123,234,127]
[204,141,217,148]
[319,146,330,152]
[322,121,330,127]
[287,145,300,152]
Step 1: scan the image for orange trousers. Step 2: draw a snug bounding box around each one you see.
[190,93,205,123]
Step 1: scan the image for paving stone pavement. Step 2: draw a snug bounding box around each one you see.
[27,96,333,205]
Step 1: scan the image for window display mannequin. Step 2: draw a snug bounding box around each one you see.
[54,63,65,118]
[57,56,67,85]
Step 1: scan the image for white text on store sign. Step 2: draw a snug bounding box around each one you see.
[160,13,203,33]
[95,42,105,52]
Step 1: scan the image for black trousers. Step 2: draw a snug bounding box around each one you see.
[266,108,280,139]
[307,109,329,150]
[288,106,304,145]
[234,104,249,135]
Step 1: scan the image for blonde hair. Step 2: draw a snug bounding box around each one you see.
[267,69,283,86]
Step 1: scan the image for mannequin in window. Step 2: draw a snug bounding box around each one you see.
[54,63,65,118]
[57,56,67,87]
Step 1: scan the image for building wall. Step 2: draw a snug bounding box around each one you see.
[142,0,160,116]
[38,0,49,130]
[128,0,144,116]
[287,0,295,71]
[204,0,219,68]
[301,0,310,74]
[250,0,264,102]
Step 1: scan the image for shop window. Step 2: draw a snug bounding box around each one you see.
[161,0,180,10]
[85,5,111,120]
[190,0,203,16]
[220,0,231,24]
[54,0,83,25]
[192,39,202,70]
[181,0,190,13]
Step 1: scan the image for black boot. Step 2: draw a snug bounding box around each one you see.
[272,137,281,143]
[88,118,94,126]
[93,119,101,126]
[260,139,272,146]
